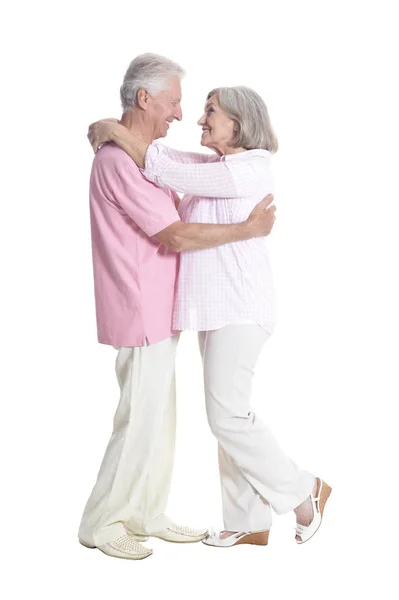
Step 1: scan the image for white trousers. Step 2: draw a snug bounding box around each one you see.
[198,325,315,532]
[78,335,179,547]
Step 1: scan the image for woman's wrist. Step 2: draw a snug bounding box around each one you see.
[110,123,129,144]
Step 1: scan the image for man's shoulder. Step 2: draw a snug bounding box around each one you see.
[92,143,141,175]
[90,143,175,201]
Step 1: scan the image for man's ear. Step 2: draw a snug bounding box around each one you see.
[137,88,150,110]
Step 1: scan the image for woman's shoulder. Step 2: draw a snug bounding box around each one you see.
[223,150,273,195]
[224,149,271,168]
[225,149,272,174]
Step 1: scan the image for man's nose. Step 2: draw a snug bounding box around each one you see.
[174,104,183,121]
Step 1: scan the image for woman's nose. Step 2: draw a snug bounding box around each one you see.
[197,113,206,126]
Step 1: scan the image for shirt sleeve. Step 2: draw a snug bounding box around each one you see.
[143,143,260,199]
[154,142,219,164]
[98,154,181,237]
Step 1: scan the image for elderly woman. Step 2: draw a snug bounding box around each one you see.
[88,86,331,547]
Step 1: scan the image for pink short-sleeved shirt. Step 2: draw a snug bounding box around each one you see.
[90,143,180,347]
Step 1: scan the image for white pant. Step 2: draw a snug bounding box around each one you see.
[78,335,179,546]
[198,325,314,532]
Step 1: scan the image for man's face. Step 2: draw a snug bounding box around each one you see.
[148,76,183,139]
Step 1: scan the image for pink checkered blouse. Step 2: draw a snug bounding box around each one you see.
[144,143,276,334]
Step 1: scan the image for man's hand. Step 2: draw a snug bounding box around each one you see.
[87,118,120,153]
[246,194,276,237]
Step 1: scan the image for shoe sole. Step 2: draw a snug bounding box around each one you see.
[235,530,270,546]
[203,530,270,548]
[79,540,152,560]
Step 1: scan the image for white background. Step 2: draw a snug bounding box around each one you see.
[1,0,398,598]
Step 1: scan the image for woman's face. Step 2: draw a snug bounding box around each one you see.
[198,94,236,153]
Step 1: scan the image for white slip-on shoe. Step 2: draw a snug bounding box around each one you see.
[123,529,150,543]
[295,477,332,544]
[203,529,270,548]
[134,523,208,543]
[79,534,153,560]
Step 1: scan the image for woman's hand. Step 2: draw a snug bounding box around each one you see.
[87,120,149,167]
[87,118,120,153]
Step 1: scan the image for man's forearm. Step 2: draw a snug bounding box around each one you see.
[174,221,254,251]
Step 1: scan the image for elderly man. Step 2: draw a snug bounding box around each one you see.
[78,53,276,560]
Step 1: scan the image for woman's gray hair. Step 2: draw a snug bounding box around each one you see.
[207,86,278,153]
[120,53,185,112]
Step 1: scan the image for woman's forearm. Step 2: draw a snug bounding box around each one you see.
[111,125,149,168]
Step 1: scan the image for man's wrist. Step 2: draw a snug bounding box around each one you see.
[240,218,254,241]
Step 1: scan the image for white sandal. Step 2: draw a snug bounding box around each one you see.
[295,477,332,544]
[203,529,270,548]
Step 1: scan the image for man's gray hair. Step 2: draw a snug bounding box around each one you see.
[120,53,185,112]
[207,86,278,153]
